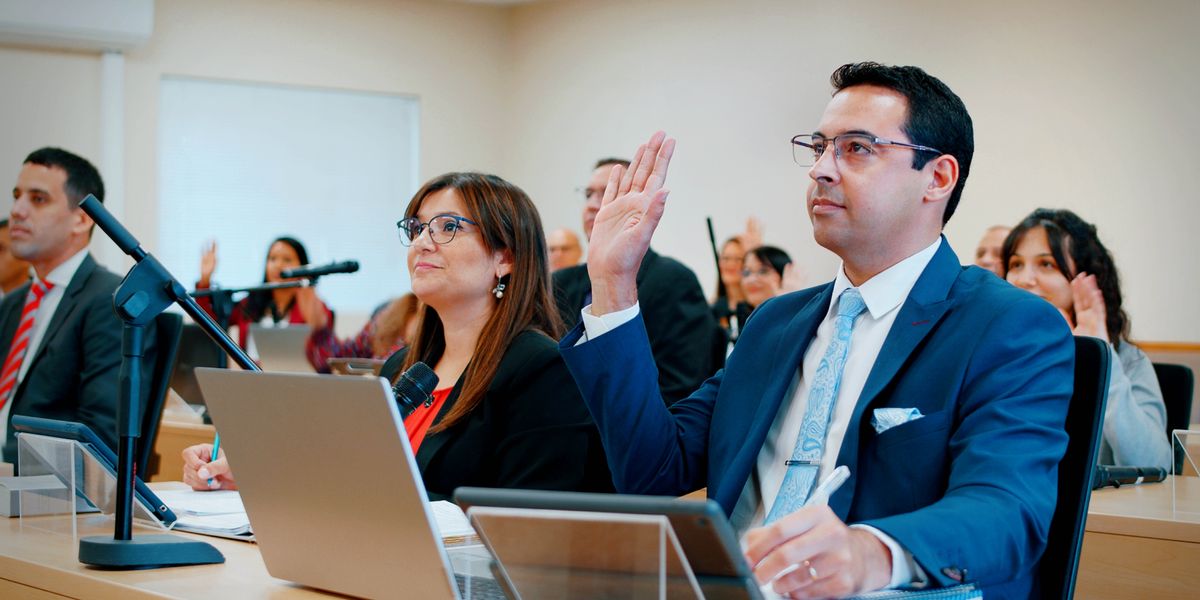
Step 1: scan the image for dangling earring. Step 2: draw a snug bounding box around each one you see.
[492,277,506,299]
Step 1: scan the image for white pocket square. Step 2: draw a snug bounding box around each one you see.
[872,408,924,434]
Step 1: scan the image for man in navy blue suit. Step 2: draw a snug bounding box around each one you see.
[559,63,1073,598]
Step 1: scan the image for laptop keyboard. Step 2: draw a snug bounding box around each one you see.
[454,573,509,600]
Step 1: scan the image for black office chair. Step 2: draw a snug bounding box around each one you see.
[1152,362,1194,474]
[135,312,184,479]
[1037,335,1111,600]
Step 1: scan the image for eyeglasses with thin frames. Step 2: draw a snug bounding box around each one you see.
[791,133,943,168]
[397,214,479,246]
[574,186,605,202]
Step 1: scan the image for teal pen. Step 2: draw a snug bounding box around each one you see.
[208,433,220,486]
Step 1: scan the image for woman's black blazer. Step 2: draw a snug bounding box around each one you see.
[381,330,613,501]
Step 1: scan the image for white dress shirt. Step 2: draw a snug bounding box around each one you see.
[0,249,89,444]
[578,237,942,589]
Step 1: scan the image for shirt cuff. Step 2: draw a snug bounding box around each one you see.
[849,524,928,589]
[574,302,641,346]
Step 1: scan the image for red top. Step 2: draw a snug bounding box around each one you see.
[405,387,453,453]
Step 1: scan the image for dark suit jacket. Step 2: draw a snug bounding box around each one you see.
[381,330,613,501]
[560,239,1074,598]
[553,248,719,404]
[2,254,157,462]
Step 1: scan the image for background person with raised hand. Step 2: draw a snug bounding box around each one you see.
[1004,208,1171,469]
[559,63,1073,599]
[554,157,719,404]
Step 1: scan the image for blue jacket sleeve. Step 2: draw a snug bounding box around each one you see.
[560,314,719,495]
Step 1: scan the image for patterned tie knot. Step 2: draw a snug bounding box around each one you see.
[836,288,866,320]
[31,280,53,299]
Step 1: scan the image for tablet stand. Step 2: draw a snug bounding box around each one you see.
[74,194,261,568]
[16,434,166,535]
[1172,429,1200,523]
[467,506,704,599]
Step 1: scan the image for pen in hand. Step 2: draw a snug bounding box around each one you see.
[763,465,851,587]
[207,433,220,487]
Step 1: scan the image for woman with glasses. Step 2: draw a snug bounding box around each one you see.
[1003,208,1171,469]
[183,173,613,498]
[195,236,334,350]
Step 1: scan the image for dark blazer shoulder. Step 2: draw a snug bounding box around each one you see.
[487,330,563,394]
[552,264,589,289]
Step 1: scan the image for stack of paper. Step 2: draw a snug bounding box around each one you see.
[430,500,478,547]
[156,489,478,547]
[156,489,254,540]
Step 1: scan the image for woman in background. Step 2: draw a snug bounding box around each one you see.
[741,245,793,311]
[196,236,333,349]
[1003,208,1171,468]
[711,236,752,346]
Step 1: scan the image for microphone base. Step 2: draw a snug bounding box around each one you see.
[79,535,225,569]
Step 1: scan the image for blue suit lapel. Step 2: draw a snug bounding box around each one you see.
[829,239,961,519]
[714,285,832,514]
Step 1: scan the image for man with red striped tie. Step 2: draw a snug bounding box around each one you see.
[1,148,156,464]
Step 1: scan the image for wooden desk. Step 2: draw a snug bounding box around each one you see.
[1078,475,1200,598]
[0,515,329,598]
[149,421,215,483]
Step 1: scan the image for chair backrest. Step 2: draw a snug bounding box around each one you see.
[136,312,183,478]
[1152,362,1195,474]
[1038,335,1111,600]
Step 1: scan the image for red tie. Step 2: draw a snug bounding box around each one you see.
[0,280,55,409]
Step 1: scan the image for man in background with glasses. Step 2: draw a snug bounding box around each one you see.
[559,63,1073,598]
[553,157,719,405]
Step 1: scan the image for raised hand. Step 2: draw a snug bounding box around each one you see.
[198,240,218,287]
[743,216,764,251]
[586,131,676,315]
[1070,272,1109,341]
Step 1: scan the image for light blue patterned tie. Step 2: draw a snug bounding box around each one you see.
[765,288,867,524]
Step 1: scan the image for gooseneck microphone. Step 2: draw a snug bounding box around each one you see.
[281,260,360,280]
[393,361,439,419]
[1092,465,1168,489]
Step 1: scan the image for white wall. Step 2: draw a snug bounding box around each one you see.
[506,0,1200,342]
[0,45,100,213]
[1,0,515,335]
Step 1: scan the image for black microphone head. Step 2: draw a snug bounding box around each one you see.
[393,361,439,418]
[281,260,361,280]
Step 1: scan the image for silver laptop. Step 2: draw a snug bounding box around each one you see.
[246,324,313,372]
[195,368,504,599]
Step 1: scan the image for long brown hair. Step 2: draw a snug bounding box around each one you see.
[370,293,421,357]
[397,172,563,433]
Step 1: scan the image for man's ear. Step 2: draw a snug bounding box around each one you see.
[72,208,95,237]
[923,154,959,206]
